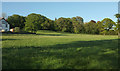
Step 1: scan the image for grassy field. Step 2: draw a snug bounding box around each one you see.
[2,30,119,69]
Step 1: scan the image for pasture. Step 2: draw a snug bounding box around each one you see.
[2,30,119,69]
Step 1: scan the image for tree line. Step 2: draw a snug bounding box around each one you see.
[7,13,120,35]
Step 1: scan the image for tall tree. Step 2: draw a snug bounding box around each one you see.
[96,21,104,34]
[101,18,115,31]
[84,20,98,34]
[7,14,25,29]
[25,13,55,33]
[115,14,120,35]
[25,13,41,33]
[55,17,73,32]
[71,16,84,24]
[71,16,84,33]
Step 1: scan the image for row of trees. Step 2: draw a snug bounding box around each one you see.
[7,13,119,35]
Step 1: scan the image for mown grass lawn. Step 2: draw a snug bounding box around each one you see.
[2,30,119,69]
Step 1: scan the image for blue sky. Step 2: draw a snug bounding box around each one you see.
[2,2,118,22]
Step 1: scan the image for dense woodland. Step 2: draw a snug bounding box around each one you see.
[7,13,120,35]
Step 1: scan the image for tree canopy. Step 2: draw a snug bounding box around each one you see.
[6,13,118,35]
[24,13,54,32]
[101,18,115,31]
[7,14,25,29]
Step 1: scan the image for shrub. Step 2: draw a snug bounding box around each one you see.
[106,30,117,35]
[15,27,20,32]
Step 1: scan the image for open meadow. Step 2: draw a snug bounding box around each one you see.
[2,30,119,69]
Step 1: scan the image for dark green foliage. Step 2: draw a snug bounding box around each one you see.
[25,13,55,33]
[71,16,84,33]
[7,14,25,29]
[25,13,39,33]
[96,21,104,34]
[84,20,99,34]
[54,16,84,34]
[7,13,118,35]
[73,23,84,34]
[55,17,73,33]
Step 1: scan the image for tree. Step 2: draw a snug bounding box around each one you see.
[6,13,118,35]
[96,21,104,34]
[49,20,55,31]
[84,20,98,34]
[71,16,84,24]
[7,14,25,29]
[101,18,115,31]
[40,19,55,30]
[115,14,120,19]
[25,13,42,33]
[25,13,55,33]
[55,17,73,32]
[115,14,120,35]
[71,16,84,33]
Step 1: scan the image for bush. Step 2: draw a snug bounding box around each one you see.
[100,30,117,35]
[106,30,117,35]
[15,27,20,32]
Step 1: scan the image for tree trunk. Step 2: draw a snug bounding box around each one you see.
[118,32,120,37]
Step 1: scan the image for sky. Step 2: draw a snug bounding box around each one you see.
[1,0,120,2]
[2,2,118,22]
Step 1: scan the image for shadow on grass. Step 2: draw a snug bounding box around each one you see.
[36,33,67,36]
[2,32,68,36]
[2,32,36,36]
[2,39,119,69]
[1,39,20,41]
[2,32,36,34]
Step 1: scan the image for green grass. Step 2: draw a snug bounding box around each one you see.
[2,30,119,69]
